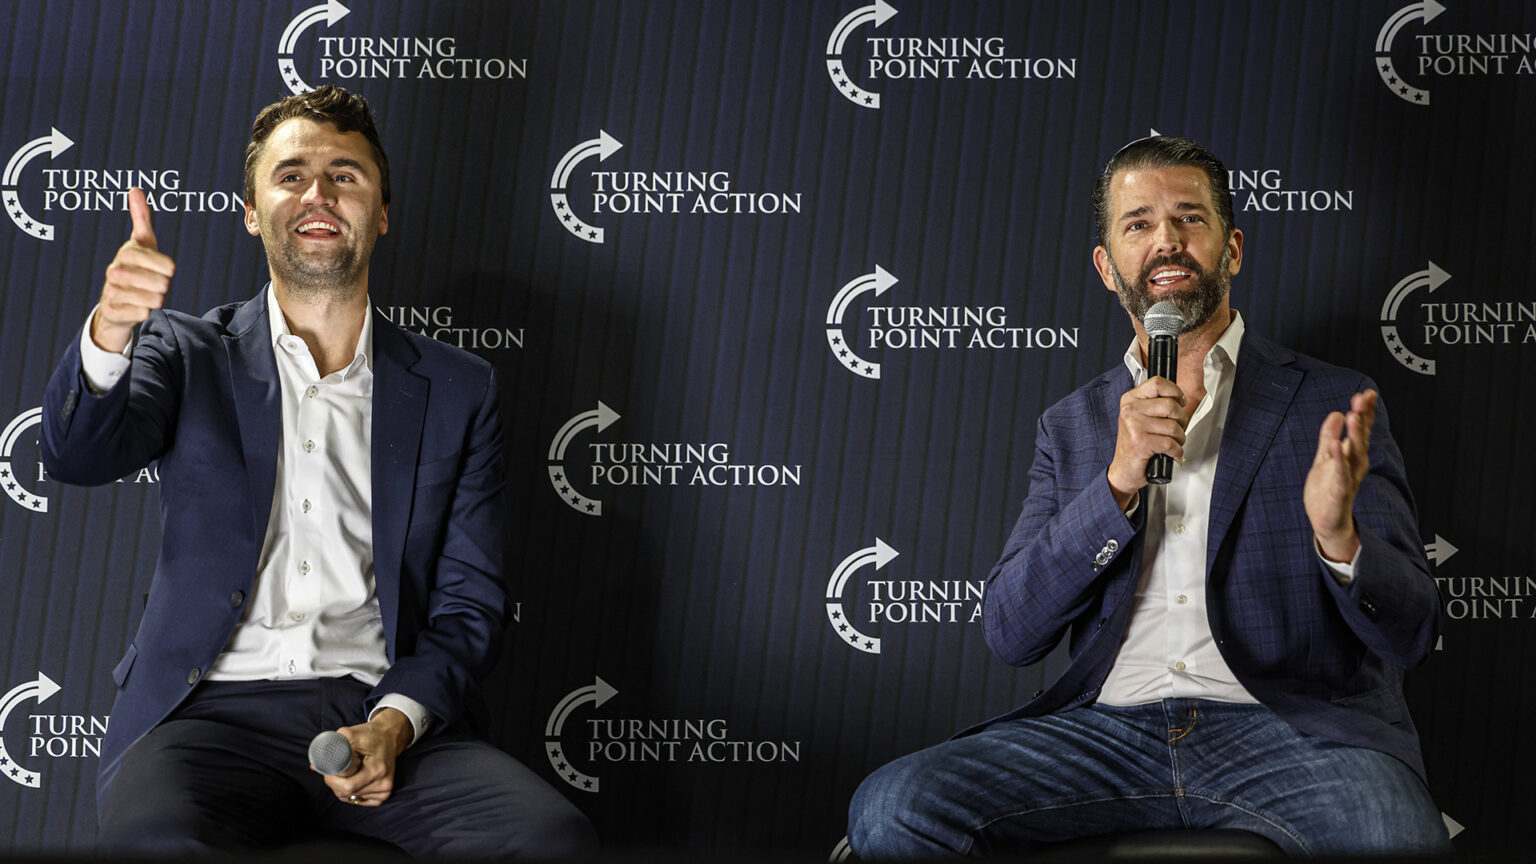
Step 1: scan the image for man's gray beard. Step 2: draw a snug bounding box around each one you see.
[1110,247,1232,333]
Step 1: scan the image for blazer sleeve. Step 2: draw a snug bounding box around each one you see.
[371,368,509,730]
[41,314,182,485]
[1318,387,1440,669]
[982,409,1141,667]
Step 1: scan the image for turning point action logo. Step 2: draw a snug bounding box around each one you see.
[825,265,1079,380]
[4,127,244,242]
[826,1,1076,110]
[1379,260,1536,376]
[825,538,984,655]
[544,676,801,793]
[549,130,802,245]
[1375,1,1536,105]
[0,671,109,790]
[547,401,802,515]
[276,0,527,95]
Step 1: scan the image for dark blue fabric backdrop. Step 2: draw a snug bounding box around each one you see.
[1,0,1532,854]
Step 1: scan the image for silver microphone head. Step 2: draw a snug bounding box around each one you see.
[1144,301,1184,339]
[308,730,355,775]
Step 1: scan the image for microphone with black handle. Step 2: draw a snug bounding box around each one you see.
[309,730,360,776]
[1143,300,1184,486]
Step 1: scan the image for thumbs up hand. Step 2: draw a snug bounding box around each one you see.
[92,187,175,353]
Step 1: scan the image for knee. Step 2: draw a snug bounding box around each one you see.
[848,756,941,857]
[516,804,600,858]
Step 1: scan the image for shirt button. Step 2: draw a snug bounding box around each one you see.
[187,667,202,685]
[1174,661,1187,672]
[287,660,296,675]
[304,439,316,453]
[1174,523,1187,534]
[299,561,311,575]
[1176,594,1188,605]
[290,612,305,622]
[302,499,312,513]
[306,385,319,398]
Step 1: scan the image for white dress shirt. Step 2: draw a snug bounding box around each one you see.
[78,286,431,742]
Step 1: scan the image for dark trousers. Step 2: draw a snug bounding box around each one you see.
[98,678,597,857]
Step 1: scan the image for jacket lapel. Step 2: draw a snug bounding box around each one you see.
[1207,332,1302,575]
[369,312,426,657]
[224,292,281,549]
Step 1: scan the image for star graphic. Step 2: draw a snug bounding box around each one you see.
[1,468,10,477]
[1419,361,1429,370]
[583,779,593,789]
[831,610,841,619]
[831,66,841,76]
[839,623,848,632]
[864,96,874,105]
[832,336,842,345]
[557,201,566,210]
[864,640,874,649]
[585,502,595,512]
[588,230,597,239]
[863,364,874,374]
[553,472,564,482]
[1414,93,1424,102]
[1394,346,1404,355]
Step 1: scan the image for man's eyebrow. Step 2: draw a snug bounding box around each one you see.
[270,156,369,174]
[1117,201,1212,222]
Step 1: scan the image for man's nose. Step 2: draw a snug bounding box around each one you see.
[300,178,336,205]
[1151,220,1183,255]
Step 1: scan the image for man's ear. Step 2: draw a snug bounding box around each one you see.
[244,203,260,237]
[1093,245,1117,293]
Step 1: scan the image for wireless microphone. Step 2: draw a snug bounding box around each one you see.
[1143,300,1183,485]
[308,730,359,776]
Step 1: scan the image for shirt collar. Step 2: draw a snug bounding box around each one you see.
[1123,309,1246,380]
[265,283,374,379]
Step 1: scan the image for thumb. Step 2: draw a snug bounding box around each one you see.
[128,187,157,249]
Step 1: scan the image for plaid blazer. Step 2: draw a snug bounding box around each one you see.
[970,329,1440,782]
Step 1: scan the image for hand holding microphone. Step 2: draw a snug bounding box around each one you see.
[1106,301,1188,509]
[309,709,414,807]
[308,730,360,776]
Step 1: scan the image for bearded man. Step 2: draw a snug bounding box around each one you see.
[847,136,1449,857]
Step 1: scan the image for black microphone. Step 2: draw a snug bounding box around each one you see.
[1143,300,1183,486]
[308,730,359,776]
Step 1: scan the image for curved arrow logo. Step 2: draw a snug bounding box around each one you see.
[826,0,898,109]
[1379,260,1448,375]
[0,673,62,788]
[1374,0,1445,105]
[826,538,899,654]
[3,128,75,241]
[277,0,352,95]
[548,401,621,515]
[544,676,618,792]
[1,408,47,513]
[550,131,624,244]
[826,265,896,379]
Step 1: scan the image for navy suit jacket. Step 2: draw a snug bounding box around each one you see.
[40,290,509,802]
[971,330,1440,781]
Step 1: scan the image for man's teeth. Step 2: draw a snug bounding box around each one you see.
[297,221,339,235]
[1151,270,1190,285]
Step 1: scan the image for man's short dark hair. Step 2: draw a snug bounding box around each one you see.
[1092,135,1233,245]
[244,85,390,205]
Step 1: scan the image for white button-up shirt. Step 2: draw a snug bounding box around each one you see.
[79,287,430,741]
[1098,312,1257,705]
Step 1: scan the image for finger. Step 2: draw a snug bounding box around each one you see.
[128,188,157,250]
[1137,376,1186,404]
[1315,411,1345,460]
[112,243,176,279]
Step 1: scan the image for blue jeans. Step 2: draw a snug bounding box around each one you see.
[848,699,1449,857]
